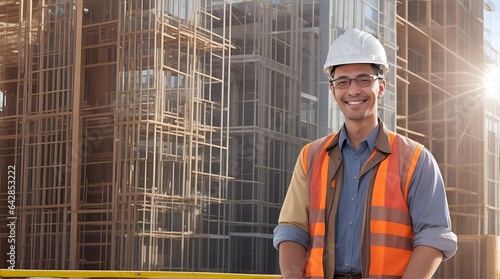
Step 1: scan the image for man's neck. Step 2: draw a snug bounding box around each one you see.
[344,118,378,150]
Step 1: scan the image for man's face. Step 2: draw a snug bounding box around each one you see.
[329,63,386,124]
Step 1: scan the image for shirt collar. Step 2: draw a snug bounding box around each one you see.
[338,122,380,152]
[325,118,392,154]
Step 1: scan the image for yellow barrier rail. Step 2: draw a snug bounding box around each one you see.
[0,269,281,279]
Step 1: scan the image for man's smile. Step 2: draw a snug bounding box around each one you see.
[345,100,366,105]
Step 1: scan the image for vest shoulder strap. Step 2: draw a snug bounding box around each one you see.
[302,133,338,175]
[390,131,424,201]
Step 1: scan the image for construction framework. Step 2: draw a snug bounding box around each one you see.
[1,0,499,278]
[396,1,500,278]
[0,0,233,271]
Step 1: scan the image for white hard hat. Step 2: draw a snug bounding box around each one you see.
[323,28,389,75]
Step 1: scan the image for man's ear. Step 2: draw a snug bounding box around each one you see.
[378,79,386,99]
[329,83,337,97]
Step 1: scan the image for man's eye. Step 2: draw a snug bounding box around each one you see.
[357,78,371,84]
[335,80,348,86]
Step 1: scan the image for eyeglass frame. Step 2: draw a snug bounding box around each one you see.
[329,74,384,89]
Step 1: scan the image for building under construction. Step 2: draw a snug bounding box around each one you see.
[0,0,499,278]
[396,0,500,278]
[0,0,234,271]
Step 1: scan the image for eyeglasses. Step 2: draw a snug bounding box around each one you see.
[330,74,383,89]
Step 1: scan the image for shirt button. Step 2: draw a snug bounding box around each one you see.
[347,243,351,247]
[345,263,350,267]
[349,221,353,225]
[355,155,359,159]
[350,198,355,202]
[354,176,358,180]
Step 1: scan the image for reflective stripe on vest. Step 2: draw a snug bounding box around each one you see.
[303,131,423,278]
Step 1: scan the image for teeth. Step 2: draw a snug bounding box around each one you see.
[347,101,363,105]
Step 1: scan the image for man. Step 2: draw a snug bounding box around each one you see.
[273,29,457,279]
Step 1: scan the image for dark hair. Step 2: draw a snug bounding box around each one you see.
[329,64,384,81]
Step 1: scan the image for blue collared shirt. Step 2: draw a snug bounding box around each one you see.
[335,124,379,273]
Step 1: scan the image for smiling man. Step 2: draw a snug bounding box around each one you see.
[273,29,457,279]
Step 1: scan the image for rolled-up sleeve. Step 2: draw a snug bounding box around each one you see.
[273,148,311,250]
[408,148,458,260]
[273,224,310,250]
[413,227,457,260]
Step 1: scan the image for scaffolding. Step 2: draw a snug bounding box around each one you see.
[396,0,500,278]
[0,0,232,271]
[1,0,499,278]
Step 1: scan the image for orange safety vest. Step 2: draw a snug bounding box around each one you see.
[302,127,423,279]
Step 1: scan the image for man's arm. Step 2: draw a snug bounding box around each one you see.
[407,149,458,259]
[402,245,443,279]
[279,241,307,279]
[274,148,310,278]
